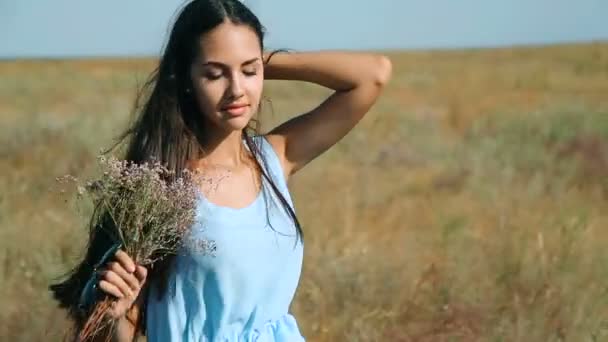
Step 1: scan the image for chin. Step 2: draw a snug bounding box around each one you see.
[219,116,253,132]
[204,110,252,131]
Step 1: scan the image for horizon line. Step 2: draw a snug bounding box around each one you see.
[1,39,606,62]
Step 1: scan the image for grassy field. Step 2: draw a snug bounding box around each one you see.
[1,42,608,341]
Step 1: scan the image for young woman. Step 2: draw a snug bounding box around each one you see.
[50,0,391,341]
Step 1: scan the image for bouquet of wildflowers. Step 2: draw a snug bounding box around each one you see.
[57,154,214,341]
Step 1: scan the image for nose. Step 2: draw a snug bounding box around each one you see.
[228,72,245,99]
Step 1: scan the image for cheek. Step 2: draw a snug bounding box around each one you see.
[246,77,264,108]
[194,83,223,113]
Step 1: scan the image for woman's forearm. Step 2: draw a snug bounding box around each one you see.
[114,316,137,342]
[263,50,391,92]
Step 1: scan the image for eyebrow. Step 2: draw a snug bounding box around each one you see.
[201,57,261,68]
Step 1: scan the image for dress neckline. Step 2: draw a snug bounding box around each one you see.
[195,136,265,212]
[196,185,264,212]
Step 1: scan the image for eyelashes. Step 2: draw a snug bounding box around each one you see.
[204,70,258,80]
[204,72,221,80]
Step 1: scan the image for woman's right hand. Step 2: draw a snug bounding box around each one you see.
[98,249,147,319]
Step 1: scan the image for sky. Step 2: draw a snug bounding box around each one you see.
[1,0,607,58]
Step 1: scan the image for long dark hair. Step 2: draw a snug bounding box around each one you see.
[49,0,303,337]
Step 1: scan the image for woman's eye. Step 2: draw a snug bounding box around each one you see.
[205,72,222,80]
[243,69,257,76]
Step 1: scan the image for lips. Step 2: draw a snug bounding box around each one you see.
[221,103,248,110]
[220,103,249,117]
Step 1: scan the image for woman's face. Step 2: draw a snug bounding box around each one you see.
[189,20,264,132]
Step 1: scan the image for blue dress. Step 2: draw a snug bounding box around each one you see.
[146,135,305,341]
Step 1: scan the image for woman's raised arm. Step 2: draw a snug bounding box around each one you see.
[262,50,392,179]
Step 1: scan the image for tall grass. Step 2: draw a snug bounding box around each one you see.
[1,43,607,341]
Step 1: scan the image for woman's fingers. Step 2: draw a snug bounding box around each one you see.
[97,250,146,310]
[95,250,147,319]
[114,250,136,273]
[101,270,135,299]
[108,261,140,291]
[134,265,148,283]
[98,279,124,299]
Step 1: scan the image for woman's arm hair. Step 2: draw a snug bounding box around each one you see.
[262,50,392,179]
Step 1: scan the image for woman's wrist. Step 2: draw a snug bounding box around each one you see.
[262,50,294,81]
[113,315,137,342]
[262,50,389,91]
[262,50,350,90]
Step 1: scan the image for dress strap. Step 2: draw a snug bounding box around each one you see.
[250,135,294,209]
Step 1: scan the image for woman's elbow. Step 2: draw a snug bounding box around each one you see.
[373,55,393,87]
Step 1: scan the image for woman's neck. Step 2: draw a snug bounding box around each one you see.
[196,130,248,169]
